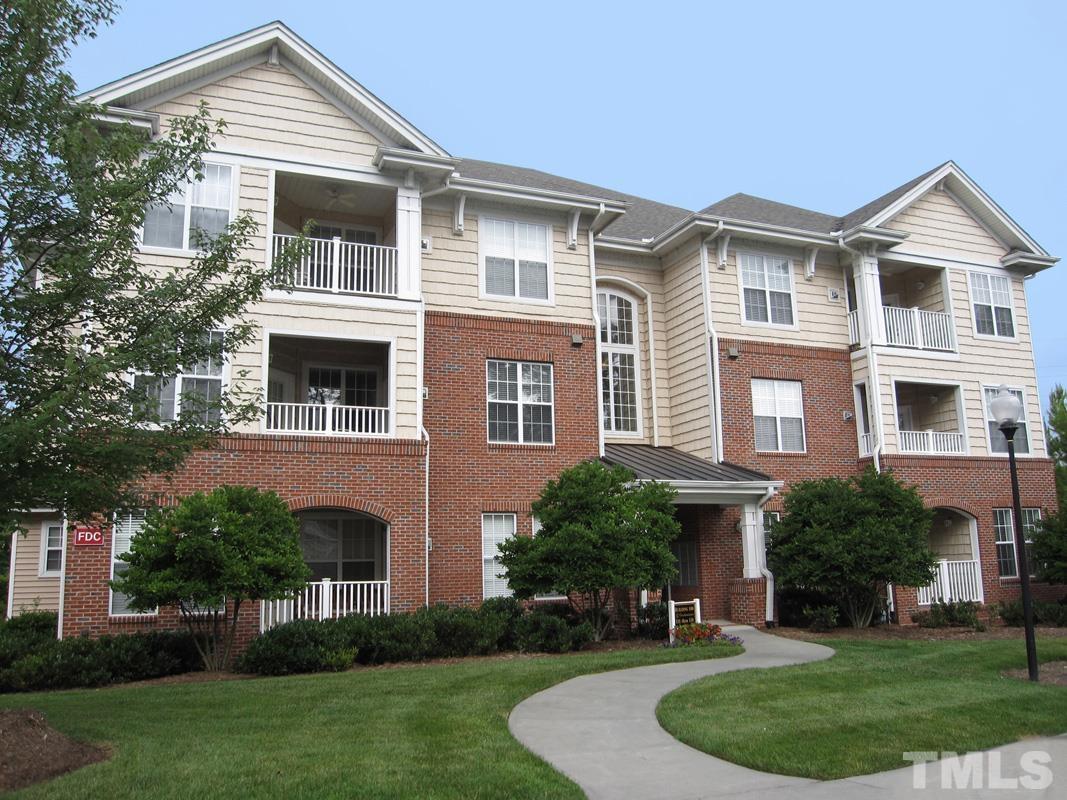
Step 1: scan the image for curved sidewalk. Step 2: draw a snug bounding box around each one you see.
[509,626,1067,799]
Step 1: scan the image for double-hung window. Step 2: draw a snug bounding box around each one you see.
[482,513,515,599]
[598,291,639,433]
[752,379,805,452]
[39,522,63,576]
[984,386,1029,454]
[740,252,795,326]
[134,331,226,425]
[969,272,1015,337]
[481,217,551,301]
[994,507,1041,578]
[487,360,554,444]
[142,163,233,250]
[111,511,155,616]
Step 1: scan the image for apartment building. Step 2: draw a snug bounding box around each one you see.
[7,22,1061,638]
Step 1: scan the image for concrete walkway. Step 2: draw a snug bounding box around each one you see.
[509,625,1066,799]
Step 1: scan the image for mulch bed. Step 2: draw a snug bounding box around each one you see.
[1003,659,1067,686]
[0,709,109,793]
[771,624,1067,642]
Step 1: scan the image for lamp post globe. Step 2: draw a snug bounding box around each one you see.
[993,384,1039,681]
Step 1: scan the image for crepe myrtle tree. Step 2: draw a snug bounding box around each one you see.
[0,0,307,538]
[498,461,680,641]
[111,486,310,671]
[768,467,937,628]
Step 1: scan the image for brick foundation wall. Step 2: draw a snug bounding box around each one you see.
[61,435,426,641]
[424,311,599,605]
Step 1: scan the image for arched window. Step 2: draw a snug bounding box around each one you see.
[597,290,640,433]
[296,510,387,582]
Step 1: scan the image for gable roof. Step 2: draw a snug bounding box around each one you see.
[79,21,447,157]
[698,193,839,235]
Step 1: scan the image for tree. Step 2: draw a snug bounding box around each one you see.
[1031,511,1067,585]
[768,468,936,628]
[498,461,680,641]
[1046,385,1067,508]
[0,1,304,535]
[110,486,310,670]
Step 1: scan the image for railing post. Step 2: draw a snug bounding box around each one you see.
[330,236,341,294]
[320,578,332,620]
[940,561,951,602]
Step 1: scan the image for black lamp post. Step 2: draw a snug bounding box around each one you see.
[990,385,1039,682]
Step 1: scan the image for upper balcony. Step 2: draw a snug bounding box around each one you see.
[847,263,956,352]
[894,380,965,455]
[271,173,401,299]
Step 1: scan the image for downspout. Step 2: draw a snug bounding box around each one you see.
[5,531,15,620]
[838,237,883,473]
[757,485,778,625]
[421,424,430,608]
[56,512,67,639]
[699,222,725,461]
[589,217,606,458]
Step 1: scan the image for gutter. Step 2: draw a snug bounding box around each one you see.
[699,223,726,462]
[420,424,430,608]
[838,237,883,472]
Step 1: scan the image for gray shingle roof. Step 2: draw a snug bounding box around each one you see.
[454,157,948,243]
[602,444,770,483]
[454,158,691,242]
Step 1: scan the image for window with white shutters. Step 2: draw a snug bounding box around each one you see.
[740,252,795,326]
[481,217,551,301]
[482,513,515,599]
[110,511,156,616]
[751,379,805,452]
[970,272,1015,338]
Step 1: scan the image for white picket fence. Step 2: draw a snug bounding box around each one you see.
[260,579,390,632]
[916,560,983,605]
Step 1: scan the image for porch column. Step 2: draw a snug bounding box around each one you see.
[739,502,765,580]
[852,249,886,346]
[395,185,422,301]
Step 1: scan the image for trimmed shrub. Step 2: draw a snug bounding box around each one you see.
[998,600,1067,627]
[417,605,485,658]
[515,612,593,653]
[333,613,436,665]
[636,602,669,640]
[912,601,984,630]
[803,605,840,633]
[0,630,201,692]
[0,611,59,669]
[236,619,354,676]
[478,596,523,652]
[778,588,837,628]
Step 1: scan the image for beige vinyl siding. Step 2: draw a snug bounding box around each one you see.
[884,188,1008,265]
[929,510,975,560]
[420,201,595,324]
[595,252,672,446]
[147,64,383,169]
[711,240,850,347]
[663,242,713,458]
[9,516,61,615]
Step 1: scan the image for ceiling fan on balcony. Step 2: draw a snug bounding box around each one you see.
[323,184,347,211]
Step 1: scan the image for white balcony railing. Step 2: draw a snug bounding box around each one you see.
[260,579,390,632]
[916,560,983,605]
[265,403,390,436]
[898,430,965,455]
[882,306,955,351]
[847,309,860,345]
[859,432,875,456]
[273,234,398,297]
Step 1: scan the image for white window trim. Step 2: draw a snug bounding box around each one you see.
[306,218,383,244]
[597,289,643,438]
[38,520,64,578]
[736,250,799,331]
[751,378,807,453]
[485,360,556,446]
[481,513,515,600]
[966,270,1019,343]
[476,213,556,306]
[304,362,386,408]
[109,511,158,619]
[981,383,1033,457]
[131,330,230,427]
[137,160,240,255]
[994,507,1042,579]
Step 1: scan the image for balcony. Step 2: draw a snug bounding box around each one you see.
[915,508,983,604]
[883,306,955,352]
[260,579,390,631]
[916,560,982,605]
[894,381,965,456]
[273,234,398,297]
[263,334,391,437]
[898,430,965,455]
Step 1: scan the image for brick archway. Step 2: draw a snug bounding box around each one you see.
[923,496,982,521]
[285,494,393,524]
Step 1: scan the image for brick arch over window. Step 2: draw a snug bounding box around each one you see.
[924,497,982,521]
[285,495,393,524]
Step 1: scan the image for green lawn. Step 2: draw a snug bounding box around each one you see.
[657,636,1067,780]
[1,643,741,799]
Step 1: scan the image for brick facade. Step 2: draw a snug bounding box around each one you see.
[423,311,600,605]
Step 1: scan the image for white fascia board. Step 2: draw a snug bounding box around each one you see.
[651,216,835,255]
[862,161,1049,258]
[594,238,656,254]
[373,147,458,179]
[1000,251,1059,272]
[840,226,910,247]
[93,108,159,135]
[447,177,630,214]
[633,479,783,506]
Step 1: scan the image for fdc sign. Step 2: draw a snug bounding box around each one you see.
[73,525,103,546]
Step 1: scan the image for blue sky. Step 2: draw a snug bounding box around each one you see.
[67,1,1067,409]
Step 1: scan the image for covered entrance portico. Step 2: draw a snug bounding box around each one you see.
[601,444,782,626]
